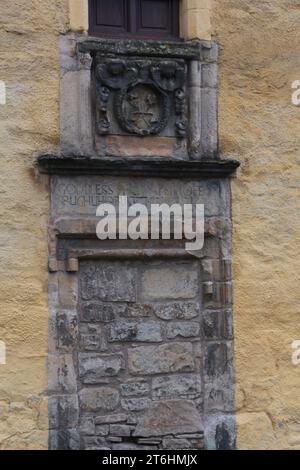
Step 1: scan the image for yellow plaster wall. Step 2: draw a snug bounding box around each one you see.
[212,0,300,449]
[1,0,300,451]
[0,0,68,449]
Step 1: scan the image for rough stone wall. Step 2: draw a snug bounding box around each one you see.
[0,0,68,449]
[48,175,235,450]
[212,0,300,449]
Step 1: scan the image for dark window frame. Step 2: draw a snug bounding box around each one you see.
[89,0,180,41]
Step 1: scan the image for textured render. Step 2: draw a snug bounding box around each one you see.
[1,0,299,451]
[212,0,300,449]
[0,1,68,449]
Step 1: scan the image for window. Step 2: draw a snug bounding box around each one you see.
[89,0,180,40]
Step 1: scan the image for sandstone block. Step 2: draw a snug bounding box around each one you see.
[110,424,132,437]
[79,353,124,383]
[95,425,109,436]
[121,398,151,412]
[141,265,198,300]
[107,321,162,343]
[79,388,119,412]
[80,302,126,323]
[128,343,194,375]
[121,381,149,397]
[94,413,128,425]
[49,395,79,430]
[56,311,78,351]
[80,262,136,302]
[166,322,200,339]
[152,374,201,399]
[133,400,203,437]
[153,302,200,320]
[79,416,95,435]
[162,437,192,449]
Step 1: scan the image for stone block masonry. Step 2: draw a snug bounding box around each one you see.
[74,259,204,450]
[47,172,235,450]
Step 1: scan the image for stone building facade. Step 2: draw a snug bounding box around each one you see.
[0,0,300,450]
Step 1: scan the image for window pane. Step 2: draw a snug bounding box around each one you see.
[140,0,170,30]
[96,0,126,27]
[89,0,179,39]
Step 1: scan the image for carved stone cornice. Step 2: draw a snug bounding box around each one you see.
[78,37,203,60]
[37,155,240,178]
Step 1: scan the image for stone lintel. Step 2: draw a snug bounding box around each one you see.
[77,37,204,60]
[37,155,240,178]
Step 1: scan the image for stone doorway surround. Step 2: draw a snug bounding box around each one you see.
[38,32,239,450]
[38,156,238,450]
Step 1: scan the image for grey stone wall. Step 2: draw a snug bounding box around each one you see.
[47,174,235,450]
[45,32,237,451]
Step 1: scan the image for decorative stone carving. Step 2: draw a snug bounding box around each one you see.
[94,58,186,137]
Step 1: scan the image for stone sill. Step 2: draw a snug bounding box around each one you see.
[77,36,210,60]
[37,155,240,178]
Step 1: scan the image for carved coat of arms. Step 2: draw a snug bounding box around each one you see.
[94,58,187,138]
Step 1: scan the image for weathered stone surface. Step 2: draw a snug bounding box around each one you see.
[204,282,233,308]
[56,311,78,350]
[121,398,151,412]
[121,381,149,397]
[122,303,153,318]
[202,310,233,340]
[166,322,200,339]
[58,272,78,307]
[205,414,236,450]
[79,388,119,412]
[107,321,162,343]
[80,333,101,351]
[82,436,106,450]
[141,265,199,300]
[94,413,128,425]
[204,381,234,412]
[112,443,156,450]
[204,342,234,411]
[110,424,132,437]
[202,310,219,339]
[79,353,124,383]
[48,354,77,394]
[49,395,79,430]
[51,176,228,217]
[79,416,95,435]
[128,343,194,375]
[137,438,162,445]
[80,324,103,351]
[80,262,136,302]
[153,302,200,320]
[50,429,80,451]
[107,437,122,443]
[204,343,229,377]
[133,400,203,437]
[152,374,201,399]
[106,135,178,158]
[80,302,126,323]
[162,437,192,449]
[95,425,109,436]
